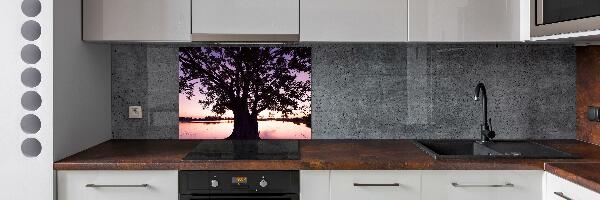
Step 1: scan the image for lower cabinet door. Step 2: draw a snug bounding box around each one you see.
[330,170,421,200]
[57,170,178,200]
[545,172,600,200]
[421,170,543,200]
[300,170,330,200]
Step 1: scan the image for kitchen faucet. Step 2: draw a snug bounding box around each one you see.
[474,83,495,143]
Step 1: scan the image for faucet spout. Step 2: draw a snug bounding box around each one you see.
[474,83,495,142]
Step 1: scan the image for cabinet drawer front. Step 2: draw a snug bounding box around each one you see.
[192,0,299,35]
[422,170,542,200]
[300,0,408,42]
[300,171,330,200]
[83,0,191,41]
[408,0,525,42]
[57,170,178,200]
[330,170,420,200]
[545,173,600,200]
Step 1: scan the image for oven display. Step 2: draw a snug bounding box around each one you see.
[232,176,248,185]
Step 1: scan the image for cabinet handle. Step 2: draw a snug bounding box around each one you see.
[553,192,573,200]
[353,183,400,187]
[451,182,514,188]
[85,184,149,188]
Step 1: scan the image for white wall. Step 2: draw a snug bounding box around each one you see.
[53,0,112,161]
[0,0,109,198]
[0,0,54,199]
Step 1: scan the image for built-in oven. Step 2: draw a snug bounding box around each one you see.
[179,171,299,200]
[532,0,600,37]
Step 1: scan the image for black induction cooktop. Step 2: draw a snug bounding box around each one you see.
[183,140,299,160]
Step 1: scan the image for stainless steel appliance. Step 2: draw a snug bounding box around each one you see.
[532,0,600,37]
[179,171,299,200]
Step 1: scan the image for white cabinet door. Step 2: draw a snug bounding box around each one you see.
[421,170,543,200]
[409,0,529,42]
[301,170,330,200]
[82,0,191,41]
[191,0,299,40]
[545,172,600,200]
[330,170,420,200]
[300,0,408,42]
[57,170,178,200]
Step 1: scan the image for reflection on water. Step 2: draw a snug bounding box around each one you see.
[179,120,311,139]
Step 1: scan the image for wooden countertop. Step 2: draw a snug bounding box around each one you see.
[545,162,600,194]
[54,139,600,194]
[54,139,600,170]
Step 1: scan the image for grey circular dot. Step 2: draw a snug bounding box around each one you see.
[21,0,41,17]
[21,138,42,157]
[21,91,41,111]
[21,44,41,64]
[21,68,41,87]
[21,20,41,41]
[21,114,41,134]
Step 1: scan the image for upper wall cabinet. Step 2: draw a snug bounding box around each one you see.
[409,0,529,42]
[300,0,408,42]
[191,0,300,42]
[81,0,529,42]
[82,0,191,41]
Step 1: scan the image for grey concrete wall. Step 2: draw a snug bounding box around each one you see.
[112,43,576,139]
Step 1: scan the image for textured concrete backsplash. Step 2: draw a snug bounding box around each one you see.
[112,43,576,139]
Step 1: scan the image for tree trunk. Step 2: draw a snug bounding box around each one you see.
[227,104,260,139]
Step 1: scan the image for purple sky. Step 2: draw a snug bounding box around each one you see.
[179,47,311,119]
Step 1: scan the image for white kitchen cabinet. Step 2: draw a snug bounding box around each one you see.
[330,170,421,200]
[301,171,331,200]
[57,170,178,200]
[191,0,299,41]
[421,170,543,200]
[82,0,191,41]
[300,0,408,42]
[545,172,600,200]
[409,0,529,42]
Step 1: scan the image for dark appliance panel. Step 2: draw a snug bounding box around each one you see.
[179,171,211,193]
[538,0,600,25]
[208,171,299,194]
[180,194,298,200]
[179,171,299,200]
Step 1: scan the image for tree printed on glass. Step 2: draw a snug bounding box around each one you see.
[179,47,311,139]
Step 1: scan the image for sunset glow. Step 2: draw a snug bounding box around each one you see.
[179,47,312,139]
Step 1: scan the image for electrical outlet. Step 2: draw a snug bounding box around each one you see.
[129,106,143,119]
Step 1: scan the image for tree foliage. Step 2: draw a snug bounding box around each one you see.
[179,47,311,139]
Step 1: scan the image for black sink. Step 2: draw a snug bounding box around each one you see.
[413,140,577,160]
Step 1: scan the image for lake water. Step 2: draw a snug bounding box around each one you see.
[179,120,311,139]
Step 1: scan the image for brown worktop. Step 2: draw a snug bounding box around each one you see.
[54,139,600,171]
[545,162,600,194]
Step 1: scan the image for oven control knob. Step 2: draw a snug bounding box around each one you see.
[210,180,219,188]
[259,179,268,188]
